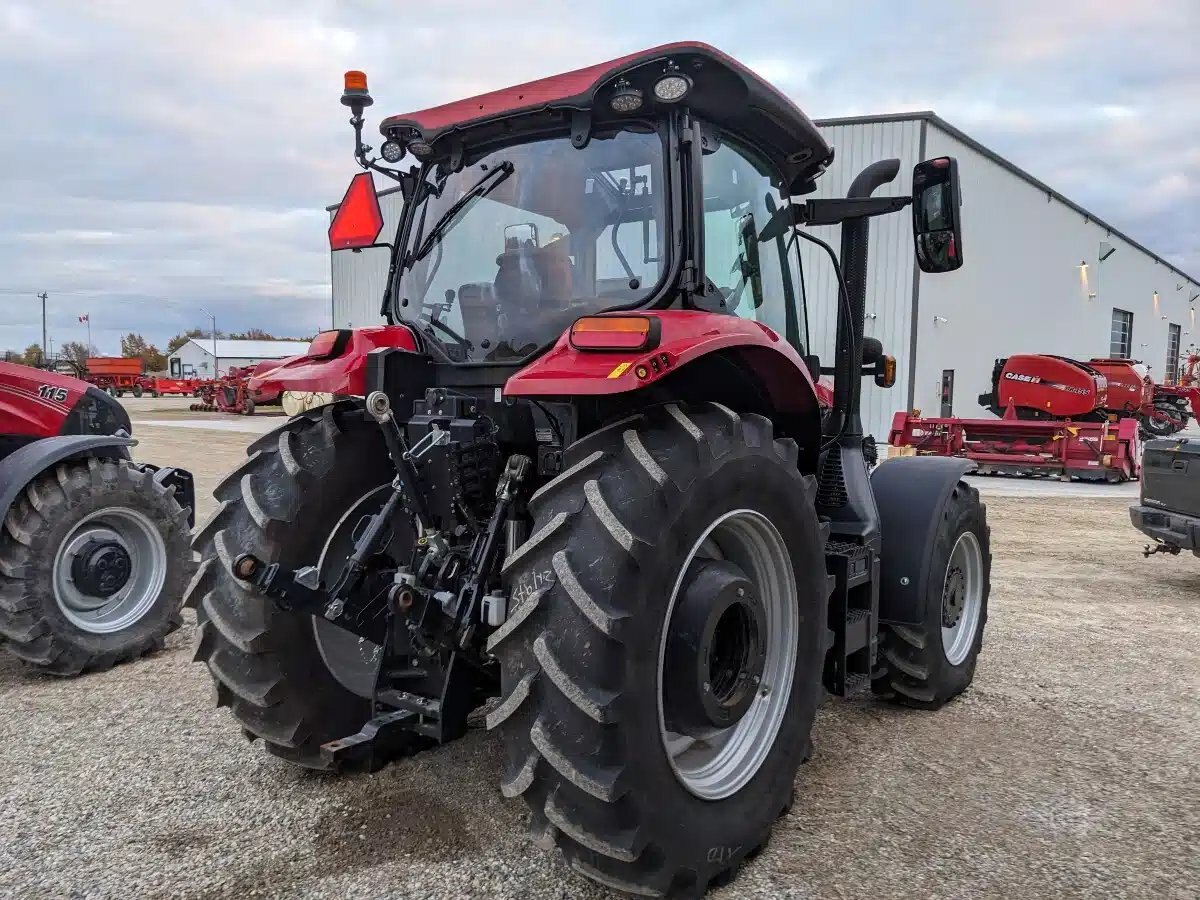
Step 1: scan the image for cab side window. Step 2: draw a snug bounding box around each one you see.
[701,141,806,353]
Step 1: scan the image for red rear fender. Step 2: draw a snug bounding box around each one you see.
[248,326,418,397]
[504,310,820,416]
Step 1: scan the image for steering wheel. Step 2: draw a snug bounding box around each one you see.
[418,313,474,354]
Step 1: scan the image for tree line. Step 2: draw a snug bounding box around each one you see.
[4,328,311,373]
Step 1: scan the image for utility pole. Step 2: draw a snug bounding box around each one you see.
[38,292,47,363]
[199,306,218,375]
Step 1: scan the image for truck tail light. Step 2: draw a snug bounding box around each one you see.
[569,316,660,352]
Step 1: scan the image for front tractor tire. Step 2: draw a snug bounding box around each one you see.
[187,402,404,768]
[874,480,990,708]
[0,458,192,675]
[491,403,829,897]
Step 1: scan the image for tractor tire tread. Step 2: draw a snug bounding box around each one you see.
[190,400,395,770]
[491,402,826,897]
[0,458,189,676]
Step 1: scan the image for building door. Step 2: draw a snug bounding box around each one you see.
[940,369,955,417]
[170,357,181,377]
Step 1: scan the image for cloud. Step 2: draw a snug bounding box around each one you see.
[0,0,1196,354]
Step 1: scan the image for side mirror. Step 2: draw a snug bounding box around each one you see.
[912,157,963,273]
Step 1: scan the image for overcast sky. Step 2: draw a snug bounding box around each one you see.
[0,0,1196,355]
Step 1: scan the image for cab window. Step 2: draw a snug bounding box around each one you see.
[701,140,807,353]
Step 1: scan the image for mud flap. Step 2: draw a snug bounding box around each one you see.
[871,456,974,626]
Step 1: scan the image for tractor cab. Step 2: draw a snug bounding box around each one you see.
[331,44,841,367]
[196,43,987,900]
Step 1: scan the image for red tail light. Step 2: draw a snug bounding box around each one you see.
[328,173,384,250]
[308,329,351,359]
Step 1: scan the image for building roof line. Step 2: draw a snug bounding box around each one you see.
[178,338,311,358]
[814,110,1198,287]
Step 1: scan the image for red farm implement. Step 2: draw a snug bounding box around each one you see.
[894,353,1145,482]
[189,363,283,415]
[890,406,1141,482]
[136,375,204,397]
[190,367,257,415]
[83,357,144,398]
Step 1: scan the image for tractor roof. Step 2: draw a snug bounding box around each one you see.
[381,42,834,193]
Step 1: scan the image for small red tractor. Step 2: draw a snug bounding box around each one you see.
[190,44,990,896]
[0,360,194,674]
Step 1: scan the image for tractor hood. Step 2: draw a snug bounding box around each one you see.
[379,41,834,195]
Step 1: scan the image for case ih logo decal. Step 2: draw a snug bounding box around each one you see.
[1004,372,1089,395]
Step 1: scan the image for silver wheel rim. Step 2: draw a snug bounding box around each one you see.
[657,509,798,800]
[53,507,167,634]
[941,531,983,666]
[311,485,389,698]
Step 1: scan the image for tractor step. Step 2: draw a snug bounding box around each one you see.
[823,540,880,697]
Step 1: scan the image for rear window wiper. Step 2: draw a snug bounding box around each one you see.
[412,161,514,263]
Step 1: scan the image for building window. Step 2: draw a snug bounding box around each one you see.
[1109,308,1133,359]
[1166,323,1182,383]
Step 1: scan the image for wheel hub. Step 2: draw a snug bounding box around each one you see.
[70,538,133,599]
[664,559,766,737]
[942,565,966,627]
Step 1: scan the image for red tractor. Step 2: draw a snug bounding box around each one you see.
[189,44,989,896]
[0,360,194,674]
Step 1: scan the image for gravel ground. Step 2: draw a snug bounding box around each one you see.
[1,410,1196,899]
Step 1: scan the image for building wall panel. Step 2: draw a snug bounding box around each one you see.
[915,125,1199,422]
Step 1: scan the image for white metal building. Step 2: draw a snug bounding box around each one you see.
[168,338,311,378]
[329,111,1199,440]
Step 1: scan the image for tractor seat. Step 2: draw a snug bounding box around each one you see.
[493,236,573,312]
[457,283,498,341]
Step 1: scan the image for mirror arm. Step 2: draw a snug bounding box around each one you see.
[758,196,912,240]
[800,196,912,226]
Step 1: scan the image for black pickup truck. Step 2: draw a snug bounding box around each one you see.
[1130,438,1200,557]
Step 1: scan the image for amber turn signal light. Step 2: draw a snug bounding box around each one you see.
[569,316,660,352]
[875,354,897,388]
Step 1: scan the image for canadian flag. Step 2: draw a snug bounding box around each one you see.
[78,313,89,323]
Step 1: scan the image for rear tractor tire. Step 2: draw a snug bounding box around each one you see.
[188,402,416,768]
[0,458,192,675]
[491,403,830,897]
[873,480,990,708]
